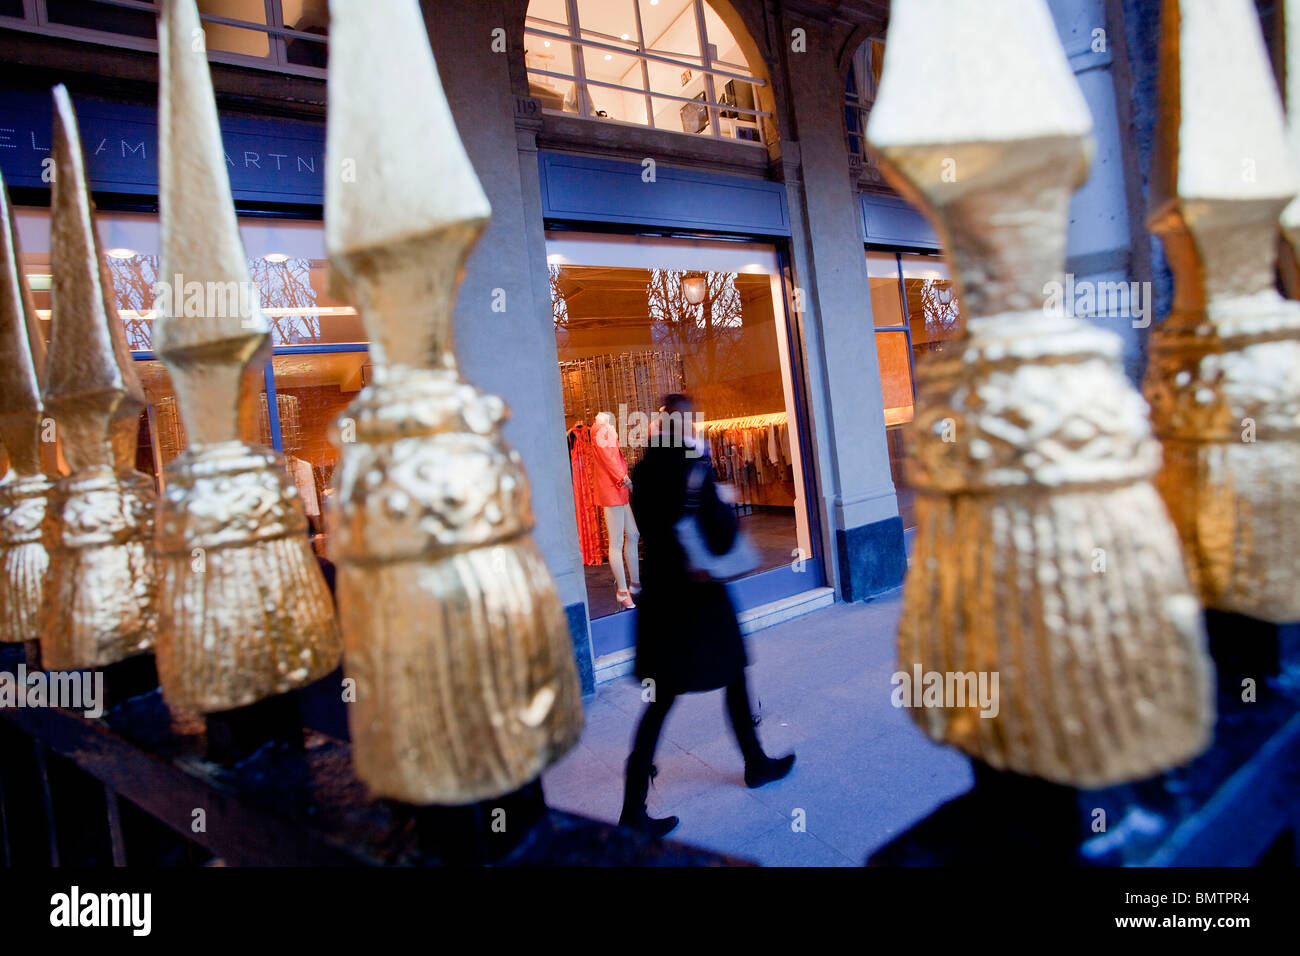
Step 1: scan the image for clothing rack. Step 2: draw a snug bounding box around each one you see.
[695,410,795,509]
[695,410,787,434]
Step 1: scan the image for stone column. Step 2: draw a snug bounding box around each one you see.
[774,11,905,601]
[1050,0,1153,382]
[422,0,594,692]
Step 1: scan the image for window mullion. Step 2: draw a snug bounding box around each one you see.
[895,254,921,401]
[265,0,285,68]
[693,1,719,137]
[565,0,593,117]
[263,362,284,453]
[634,0,653,129]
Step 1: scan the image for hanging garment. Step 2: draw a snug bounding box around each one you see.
[591,419,631,507]
[569,424,606,565]
[285,455,320,520]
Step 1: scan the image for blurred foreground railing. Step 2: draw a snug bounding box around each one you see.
[0,643,747,866]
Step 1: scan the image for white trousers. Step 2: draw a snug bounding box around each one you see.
[603,503,640,592]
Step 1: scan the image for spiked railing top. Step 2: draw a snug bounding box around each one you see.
[0,171,47,477]
[1280,0,1300,247]
[865,0,1092,322]
[1152,0,1298,309]
[46,85,145,473]
[156,0,270,448]
[324,0,491,371]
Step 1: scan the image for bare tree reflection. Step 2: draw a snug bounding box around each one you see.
[646,269,751,418]
[105,254,159,350]
[550,264,570,338]
[548,265,780,421]
[249,257,322,344]
[104,255,328,348]
[908,277,962,355]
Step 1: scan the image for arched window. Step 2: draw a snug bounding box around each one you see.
[845,37,884,186]
[524,0,770,143]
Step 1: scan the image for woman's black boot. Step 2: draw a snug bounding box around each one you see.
[619,759,680,838]
[744,752,796,789]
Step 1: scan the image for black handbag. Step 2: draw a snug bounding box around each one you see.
[673,461,759,580]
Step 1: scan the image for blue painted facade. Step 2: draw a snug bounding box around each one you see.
[860,193,939,249]
[538,150,790,236]
[0,89,324,204]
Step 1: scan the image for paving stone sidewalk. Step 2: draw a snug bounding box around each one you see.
[542,591,974,866]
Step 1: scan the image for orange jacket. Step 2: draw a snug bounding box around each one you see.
[591,421,630,507]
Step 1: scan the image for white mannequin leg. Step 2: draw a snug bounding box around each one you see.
[622,503,640,588]
[603,504,628,592]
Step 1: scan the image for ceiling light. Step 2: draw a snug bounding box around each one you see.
[105,247,136,259]
[544,40,551,47]
[263,252,290,262]
[621,33,629,40]
[681,273,707,305]
[604,54,613,60]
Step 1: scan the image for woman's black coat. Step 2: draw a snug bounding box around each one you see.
[629,442,748,696]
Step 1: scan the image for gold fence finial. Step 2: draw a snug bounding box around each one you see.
[40,85,157,669]
[868,0,1093,320]
[868,0,1213,786]
[151,0,340,713]
[0,171,53,643]
[1280,0,1300,281]
[324,0,582,804]
[1145,0,1300,622]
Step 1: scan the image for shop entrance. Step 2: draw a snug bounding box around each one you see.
[547,232,822,646]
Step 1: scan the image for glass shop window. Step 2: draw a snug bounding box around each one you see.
[524,0,769,143]
[549,232,813,619]
[18,213,363,351]
[868,250,962,531]
[265,351,369,537]
[14,208,365,550]
[0,0,328,75]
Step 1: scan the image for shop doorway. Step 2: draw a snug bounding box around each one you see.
[547,232,822,649]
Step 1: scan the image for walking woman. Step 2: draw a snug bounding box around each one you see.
[619,394,795,837]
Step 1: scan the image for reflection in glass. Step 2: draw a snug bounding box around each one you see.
[867,251,905,328]
[551,258,803,618]
[870,251,963,532]
[104,253,159,350]
[29,252,365,349]
[875,330,914,427]
[902,254,961,356]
